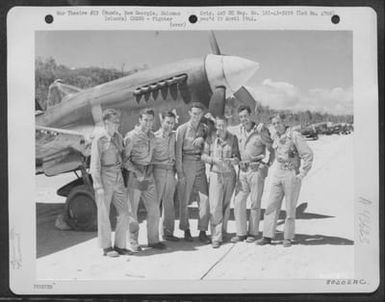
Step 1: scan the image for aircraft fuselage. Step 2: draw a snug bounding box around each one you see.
[36,57,211,136]
[35,53,259,175]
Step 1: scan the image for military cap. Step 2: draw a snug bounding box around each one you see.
[102,108,121,123]
[189,101,205,111]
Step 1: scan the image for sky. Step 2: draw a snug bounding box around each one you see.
[36,30,353,114]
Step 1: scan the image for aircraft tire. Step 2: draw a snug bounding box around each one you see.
[64,184,97,231]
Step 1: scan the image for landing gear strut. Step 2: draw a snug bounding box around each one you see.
[64,167,97,231]
[61,167,117,231]
[64,184,97,231]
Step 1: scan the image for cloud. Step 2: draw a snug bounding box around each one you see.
[245,79,353,115]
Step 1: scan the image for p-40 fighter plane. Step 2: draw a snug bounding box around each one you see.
[36,32,259,230]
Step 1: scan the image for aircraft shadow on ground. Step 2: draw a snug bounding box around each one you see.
[36,203,96,258]
[36,202,340,258]
[37,203,200,258]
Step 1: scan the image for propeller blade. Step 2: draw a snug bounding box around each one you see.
[209,31,221,55]
[209,86,226,117]
[295,202,308,215]
[233,86,259,113]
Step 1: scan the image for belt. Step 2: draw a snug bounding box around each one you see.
[131,163,152,175]
[239,161,261,172]
[154,164,175,171]
[131,163,151,170]
[102,162,121,168]
[183,150,201,155]
[276,158,288,164]
[277,158,296,170]
[133,162,150,167]
[210,169,234,176]
[182,154,201,161]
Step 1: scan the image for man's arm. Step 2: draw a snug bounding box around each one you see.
[170,131,176,164]
[123,134,142,177]
[260,125,275,166]
[175,125,185,178]
[201,139,213,165]
[116,133,125,163]
[231,135,241,161]
[192,123,208,148]
[293,132,313,178]
[89,137,103,190]
[201,138,227,168]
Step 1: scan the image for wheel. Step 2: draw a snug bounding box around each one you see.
[64,184,97,231]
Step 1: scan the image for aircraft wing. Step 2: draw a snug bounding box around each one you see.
[36,125,91,176]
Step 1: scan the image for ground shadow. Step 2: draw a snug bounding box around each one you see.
[133,232,239,257]
[37,201,336,258]
[184,202,334,222]
[36,203,96,258]
[272,231,354,245]
[133,238,205,257]
[37,203,198,258]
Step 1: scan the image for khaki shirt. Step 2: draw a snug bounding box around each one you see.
[235,122,274,162]
[175,121,208,174]
[152,129,176,167]
[273,127,313,176]
[124,126,155,172]
[202,131,240,174]
[90,130,124,190]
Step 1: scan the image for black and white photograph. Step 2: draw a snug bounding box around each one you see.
[34,29,356,280]
[7,6,379,294]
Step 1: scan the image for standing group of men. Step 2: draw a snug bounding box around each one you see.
[90,102,313,257]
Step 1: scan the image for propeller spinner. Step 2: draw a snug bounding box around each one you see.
[206,32,259,117]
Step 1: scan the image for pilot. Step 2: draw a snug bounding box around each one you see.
[175,102,210,243]
[124,108,166,251]
[231,105,275,243]
[201,115,240,248]
[152,111,179,242]
[257,114,313,247]
[90,108,137,257]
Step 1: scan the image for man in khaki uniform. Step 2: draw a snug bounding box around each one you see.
[202,116,240,248]
[175,102,210,243]
[257,114,313,247]
[231,105,275,243]
[124,108,166,251]
[152,111,179,241]
[90,108,138,257]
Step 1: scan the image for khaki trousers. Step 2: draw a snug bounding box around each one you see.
[208,171,236,243]
[95,169,131,249]
[153,167,177,237]
[263,168,302,240]
[234,165,268,236]
[178,159,209,231]
[127,171,160,247]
